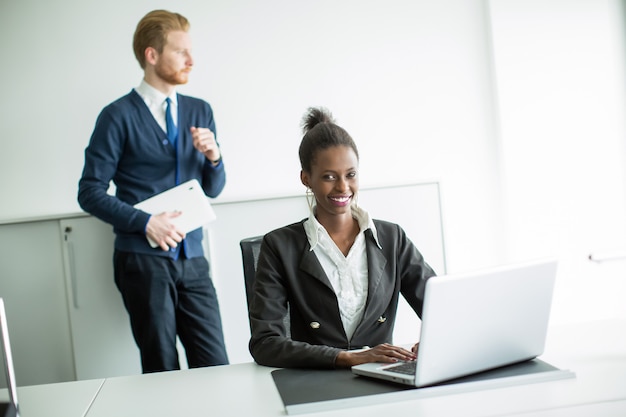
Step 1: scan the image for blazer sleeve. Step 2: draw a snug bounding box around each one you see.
[248,231,342,369]
[394,223,437,317]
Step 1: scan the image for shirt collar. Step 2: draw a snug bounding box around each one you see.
[303,205,382,251]
[135,79,177,106]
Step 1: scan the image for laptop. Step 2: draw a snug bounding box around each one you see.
[352,259,558,388]
[0,299,19,417]
[134,179,217,247]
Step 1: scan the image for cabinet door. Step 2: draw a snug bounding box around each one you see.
[0,220,75,386]
[60,216,141,380]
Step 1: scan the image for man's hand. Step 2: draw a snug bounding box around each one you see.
[191,126,220,163]
[146,211,186,251]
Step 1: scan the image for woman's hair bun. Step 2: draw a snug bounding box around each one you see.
[301,107,335,134]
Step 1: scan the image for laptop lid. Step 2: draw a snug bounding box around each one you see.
[352,259,558,387]
[0,299,18,416]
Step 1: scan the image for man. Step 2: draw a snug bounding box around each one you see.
[78,9,228,373]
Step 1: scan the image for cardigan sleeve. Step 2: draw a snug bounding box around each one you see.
[77,102,150,233]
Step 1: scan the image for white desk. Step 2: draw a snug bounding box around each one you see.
[0,378,104,417]
[4,320,626,417]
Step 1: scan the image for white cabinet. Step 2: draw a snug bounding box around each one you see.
[60,216,141,380]
[0,216,141,387]
[0,220,75,386]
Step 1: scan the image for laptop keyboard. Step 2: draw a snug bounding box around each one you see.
[383,361,416,375]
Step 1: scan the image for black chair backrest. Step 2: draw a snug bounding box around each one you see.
[240,235,291,336]
[239,235,264,309]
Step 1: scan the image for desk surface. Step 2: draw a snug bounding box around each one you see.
[3,319,626,417]
[0,378,104,417]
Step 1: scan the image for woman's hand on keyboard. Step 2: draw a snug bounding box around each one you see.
[335,343,416,368]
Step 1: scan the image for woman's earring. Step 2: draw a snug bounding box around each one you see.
[305,187,315,212]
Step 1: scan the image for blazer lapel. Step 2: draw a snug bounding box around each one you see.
[348,232,391,340]
[362,232,391,320]
[299,247,335,291]
[366,230,387,297]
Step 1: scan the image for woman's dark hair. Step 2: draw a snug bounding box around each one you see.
[298,107,359,173]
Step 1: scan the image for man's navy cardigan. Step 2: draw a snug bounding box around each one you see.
[78,90,225,258]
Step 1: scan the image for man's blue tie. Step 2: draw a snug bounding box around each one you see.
[165,97,178,147]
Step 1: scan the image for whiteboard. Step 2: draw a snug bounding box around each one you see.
[206,181,446,363]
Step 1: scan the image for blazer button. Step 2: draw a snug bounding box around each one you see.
[377,316,387,323]
[310,321,320,329]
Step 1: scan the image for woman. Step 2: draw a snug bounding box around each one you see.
[248,107,436,368]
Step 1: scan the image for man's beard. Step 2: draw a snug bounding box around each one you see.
[155,64,190,85]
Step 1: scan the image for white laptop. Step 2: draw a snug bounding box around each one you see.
[352,259,558,388]
[134,179,216,247]
[0,299,19,417]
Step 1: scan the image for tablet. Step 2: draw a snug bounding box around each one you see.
[134,179,216,247]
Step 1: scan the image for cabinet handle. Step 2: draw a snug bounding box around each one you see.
[67,240,79,309]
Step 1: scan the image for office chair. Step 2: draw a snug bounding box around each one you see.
[240,236,290,336]
[240,235,264,309]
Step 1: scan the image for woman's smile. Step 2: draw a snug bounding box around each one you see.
[328,194,352,207]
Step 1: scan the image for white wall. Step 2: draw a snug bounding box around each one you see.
[0,0,502,275]
[488,0,626,322]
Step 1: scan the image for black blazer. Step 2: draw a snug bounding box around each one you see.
[248,219,436,368]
